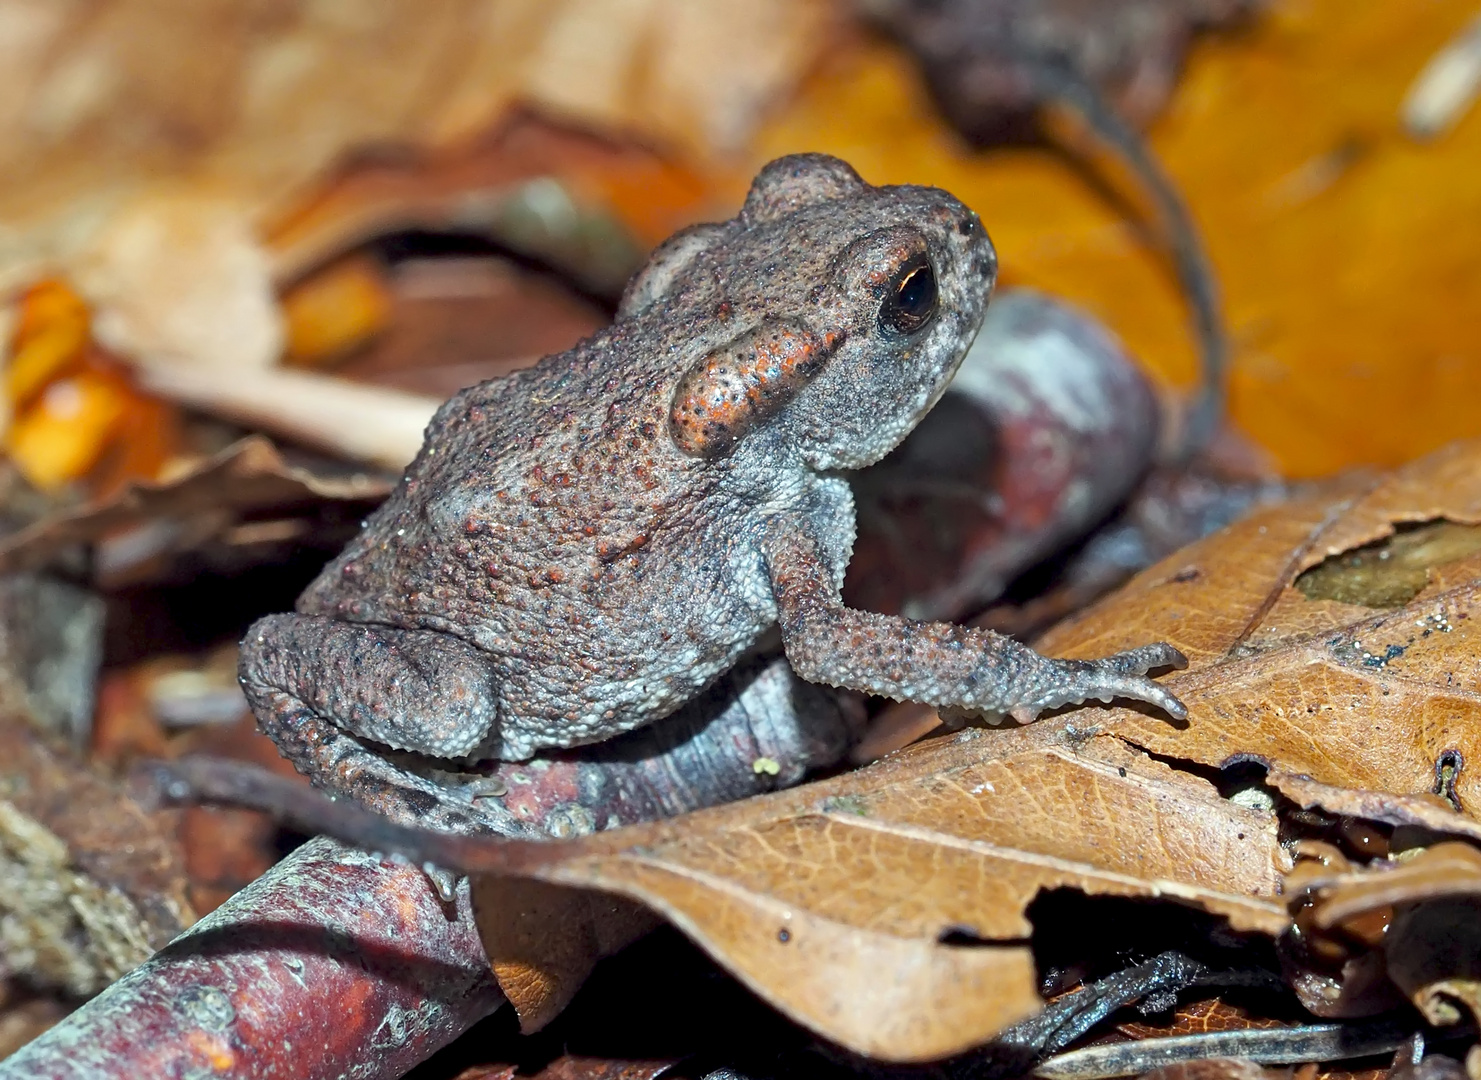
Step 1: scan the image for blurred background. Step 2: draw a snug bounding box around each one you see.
[2,0,1480,497]
[2,0,1481,1066]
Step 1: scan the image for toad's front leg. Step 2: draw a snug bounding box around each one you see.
[761,514,1187,723]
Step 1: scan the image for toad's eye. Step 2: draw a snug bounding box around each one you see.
[879,254,937,335]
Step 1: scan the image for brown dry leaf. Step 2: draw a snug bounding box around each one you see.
[133,116,703,462]
[695,437,1481,1050]
[337,255,608,401]
[969,439,1481,809]
[471,734,1286,1062]
[265,113,720,294]
[1289,842,1481,930]
[0,434,390,579]
[0,0,830,226]
[473,877,658,1033]
[1269,773,1481,848]
[1118,997,1292,1041]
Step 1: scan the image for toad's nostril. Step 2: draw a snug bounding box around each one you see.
[957,216,979,237]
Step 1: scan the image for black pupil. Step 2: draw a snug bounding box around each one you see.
[898,265,935,316]
[883,259,937,333]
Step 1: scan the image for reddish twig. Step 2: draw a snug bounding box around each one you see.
[0,838,502,1080]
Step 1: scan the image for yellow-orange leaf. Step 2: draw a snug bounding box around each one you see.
[6,280,90,408]
[281,255,393,368]
[6,370,130,491]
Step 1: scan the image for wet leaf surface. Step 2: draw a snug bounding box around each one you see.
[1289,842,1481,1030]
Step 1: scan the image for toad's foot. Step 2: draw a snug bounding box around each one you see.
[1002,642,1188,723]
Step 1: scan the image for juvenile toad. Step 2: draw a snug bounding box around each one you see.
[239,154,1186,835]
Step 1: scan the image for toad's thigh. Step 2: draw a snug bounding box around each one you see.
[239,613,500,758]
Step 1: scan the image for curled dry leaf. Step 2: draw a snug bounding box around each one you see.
[992,439,1481,809]
[467,734,1287,1062]
[474,878,658,1035]
[266,114,719,295]
[948,438,1481,1032]
[337,253,608,401]
[1288,842,1481,930]
[0,434,391,580]
[1264,772,1481,849]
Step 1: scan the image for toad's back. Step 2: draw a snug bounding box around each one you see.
[294,325,776,748]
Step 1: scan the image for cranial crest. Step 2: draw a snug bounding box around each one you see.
[740,154,868,225]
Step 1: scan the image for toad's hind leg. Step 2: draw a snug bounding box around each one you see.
[238,613,530,838]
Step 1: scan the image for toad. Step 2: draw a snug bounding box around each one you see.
[239,154,1186,836]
